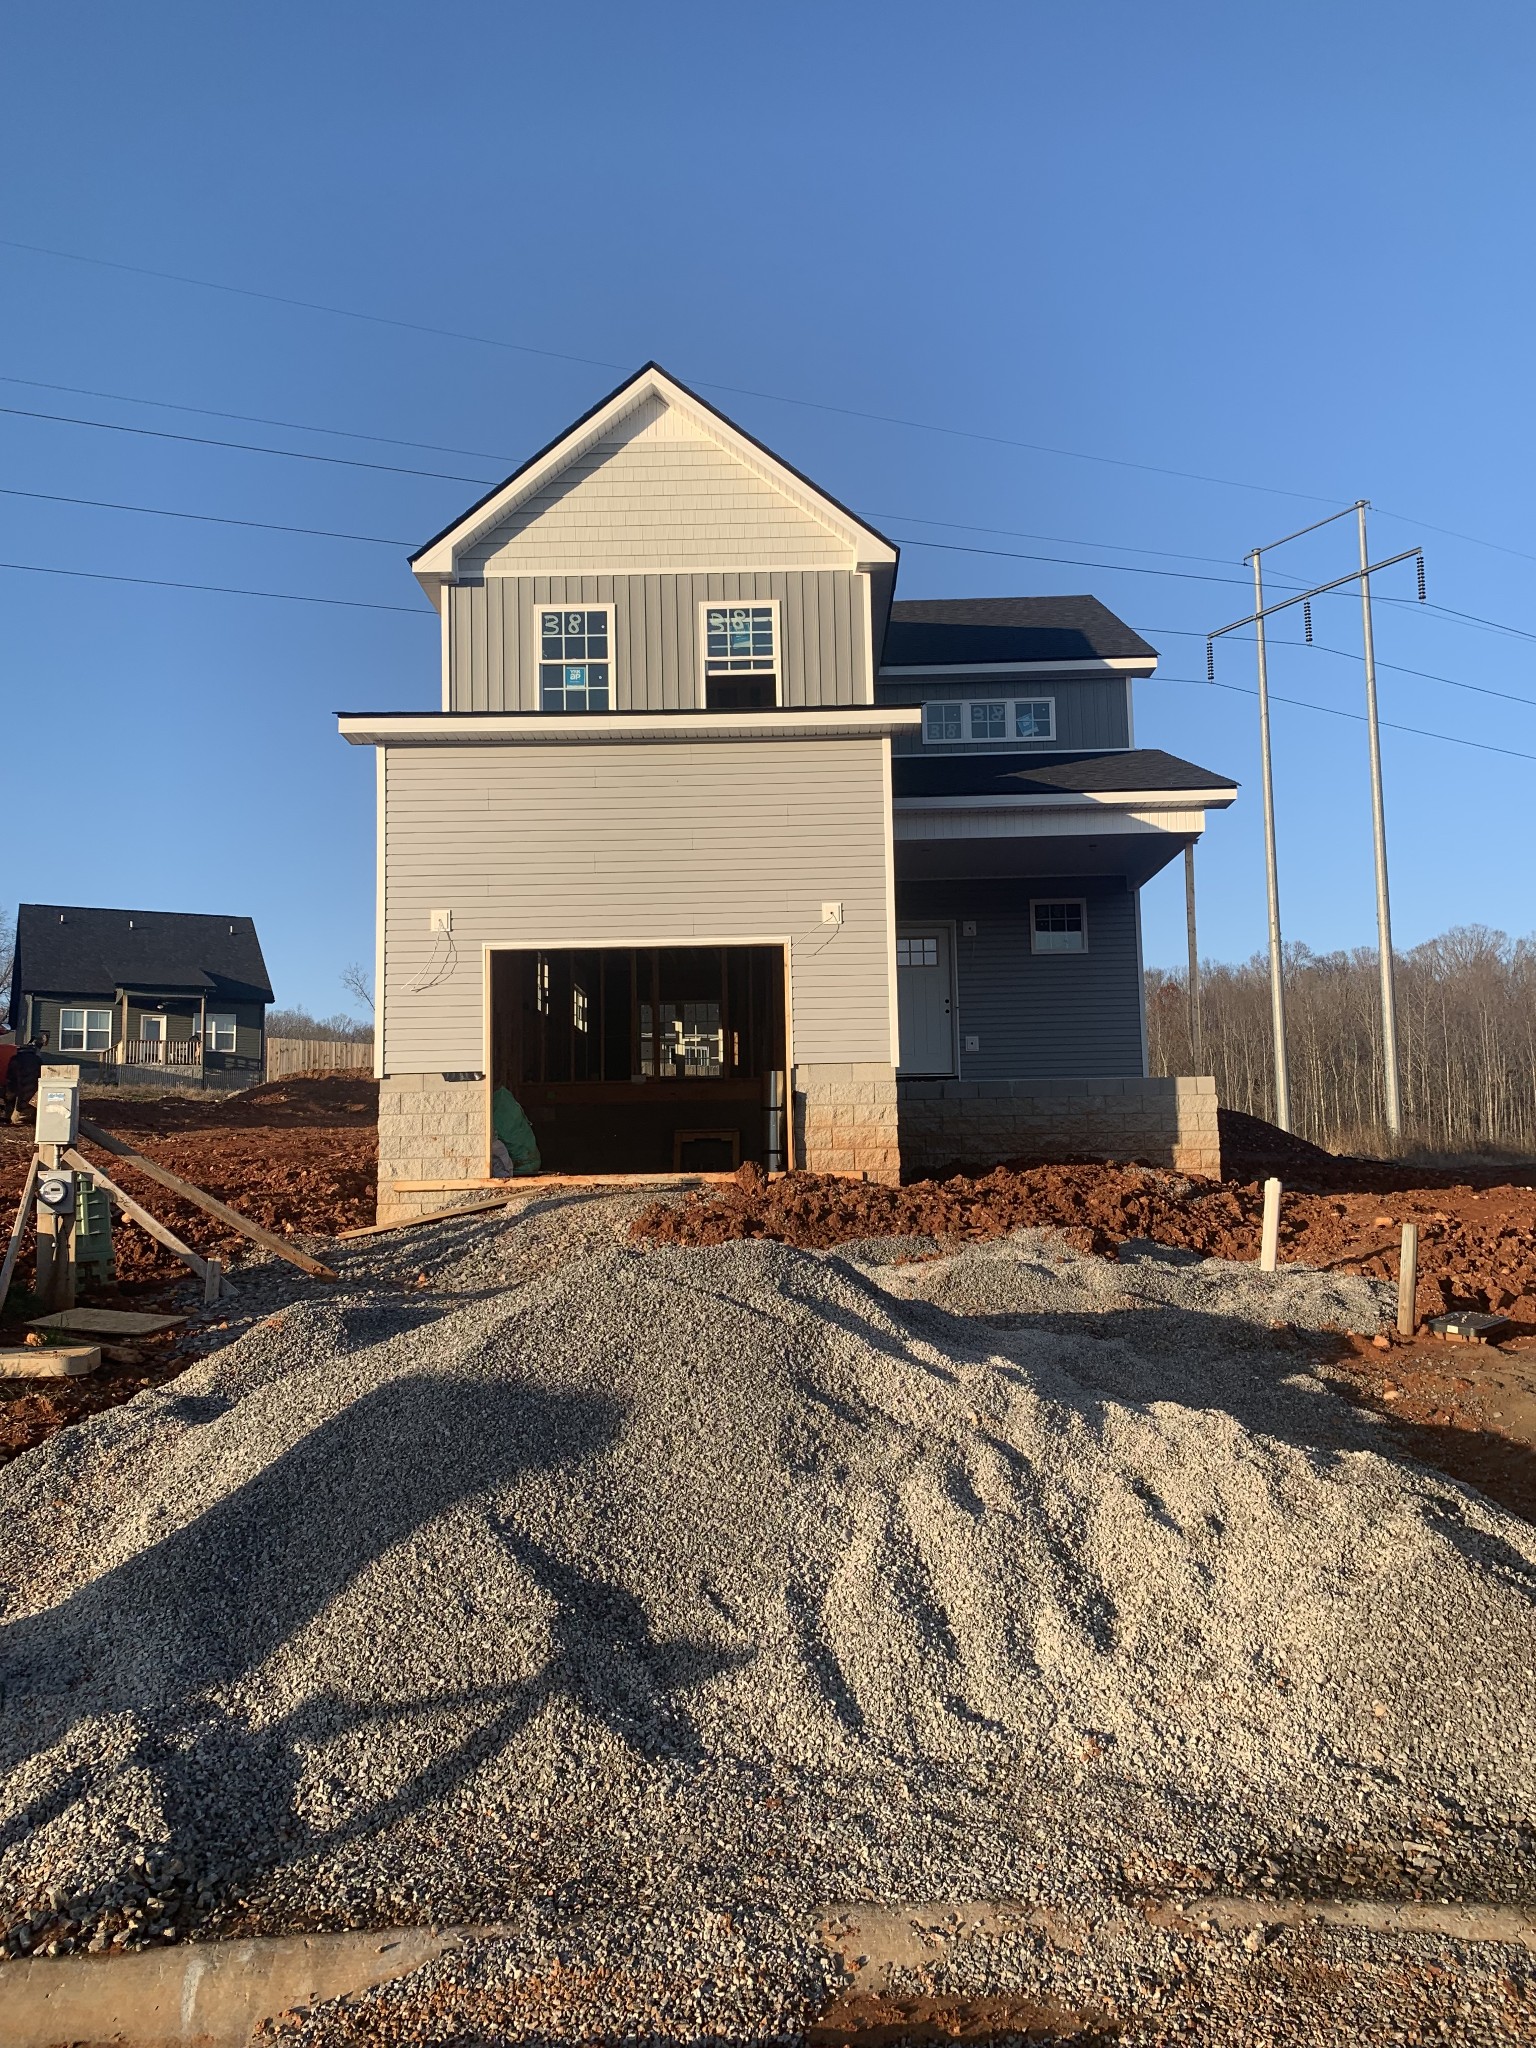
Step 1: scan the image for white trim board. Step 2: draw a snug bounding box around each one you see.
[340,707,921,747]
[879,657,1156,677]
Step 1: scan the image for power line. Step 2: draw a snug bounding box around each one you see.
[0,484,410,547]
[1143,621,1536,711]
[0,403,493,486]
[0,370,521,466]
[0,235,1345,508]
[9,237,1536,568]
[1163,675,1536,764]
[0,558,433,615]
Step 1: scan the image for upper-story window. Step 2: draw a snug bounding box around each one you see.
[702,602,778,710]
[539,607,612,712]
[922,697,1056,744]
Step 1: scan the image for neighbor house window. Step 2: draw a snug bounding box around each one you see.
[206,1013,237,1053]
[58,1007,112,1052]
[923,697,1057,744]
[702,603,778,709]
[1031,900,1087,953]
[538,607,612,712]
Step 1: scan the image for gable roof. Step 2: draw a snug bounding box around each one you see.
[892,748,1236,802]
[10,904,274,1020]
[881,596,1157,669]
[409,363,900,588]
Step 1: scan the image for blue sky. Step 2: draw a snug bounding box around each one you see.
[4,1,1533,1016]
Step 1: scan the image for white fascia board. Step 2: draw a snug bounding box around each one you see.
[337,707,923,748]
[894,787,1236,811]
[878,657,1156,677]
[410,367,897,582]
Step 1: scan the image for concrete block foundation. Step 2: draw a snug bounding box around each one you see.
[792,1061,901,1184]
[897,1075,1222,1180]
[377,1074,488,1222]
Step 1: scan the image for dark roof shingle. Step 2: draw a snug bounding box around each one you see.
[11,904,274,1017]
[881,596,1157,669]
[893,749,1237,801]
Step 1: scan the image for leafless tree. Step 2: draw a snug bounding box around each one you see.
[1148,925,1536,1158]
[340,962,374,1014]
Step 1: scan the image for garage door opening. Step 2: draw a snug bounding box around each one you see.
[488,946,788,1175]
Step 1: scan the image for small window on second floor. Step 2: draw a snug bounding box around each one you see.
[970,700,1007,740]
[1014,699,1055,739]
[923,702,963,743]
[704,604,778,709]
[922,696,1057,744]
[539,607,612,712]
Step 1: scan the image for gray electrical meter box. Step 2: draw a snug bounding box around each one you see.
[35,1066,81,1146]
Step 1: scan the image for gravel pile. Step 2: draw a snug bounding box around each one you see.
[2,1207,1535,2037]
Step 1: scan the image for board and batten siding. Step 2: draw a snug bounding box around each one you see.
[879,673,1132,754]
[379,738,894,1073]
[447,571,870,714]
[898,878,1146,1079]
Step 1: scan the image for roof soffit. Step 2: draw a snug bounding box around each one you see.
[410,365,898,586]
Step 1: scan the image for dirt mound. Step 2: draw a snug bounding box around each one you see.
[1218,1108,1341,1182]
[634,1161,1536,1329]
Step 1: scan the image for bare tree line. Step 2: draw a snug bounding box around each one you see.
[1147,925,1536,1158]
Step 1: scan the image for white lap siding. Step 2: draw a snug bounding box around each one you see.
[379,737,895,1074]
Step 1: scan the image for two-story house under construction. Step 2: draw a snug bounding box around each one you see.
[339,367,1235,1221]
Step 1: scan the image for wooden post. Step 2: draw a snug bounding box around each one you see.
[203,1256,224,1306]
[1260,1177,1282,1273]
[1184,842,1203,1069]
[1397,1222,1419,1338]
[0,1153,40,1318]
[35,1141,62,1308]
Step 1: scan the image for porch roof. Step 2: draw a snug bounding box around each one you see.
[892,748,1237,805]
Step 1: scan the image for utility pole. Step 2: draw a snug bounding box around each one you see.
[1208,530,1426,1145]
[1357,502,1402,1140]
[1183,842,1203,1070]
[1248,545,1292,1129]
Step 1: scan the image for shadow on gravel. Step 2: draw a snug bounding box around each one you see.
[0,1372,630,1866]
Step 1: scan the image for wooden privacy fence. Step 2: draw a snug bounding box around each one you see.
[264,1037,375,1079]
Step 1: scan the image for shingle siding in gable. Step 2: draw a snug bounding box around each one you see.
[447,571,869,712]
[459,435,849,573]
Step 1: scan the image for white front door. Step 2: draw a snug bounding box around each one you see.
[140,1015,166,1061]
[896,925,956,1077]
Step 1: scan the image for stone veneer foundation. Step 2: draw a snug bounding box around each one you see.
[376,1067,1208,1222]
[791,1062,901,1185]
[377,1074,490,1224]
[897,1075,1222,1180]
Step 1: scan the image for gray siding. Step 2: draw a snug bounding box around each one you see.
[380,737,894,1073]
[897,877,1145,1079]
[447,571,869,713]
[879,673,1131,754]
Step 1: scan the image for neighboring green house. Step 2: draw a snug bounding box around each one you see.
[7,904,273,1089]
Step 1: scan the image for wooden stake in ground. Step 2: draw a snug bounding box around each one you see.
[76,1116,336,1281]
[1260,1177,1282,1273]
[0,1152,40,1319]
[1398,1221,1419,1338]
[61,1148,219,1291]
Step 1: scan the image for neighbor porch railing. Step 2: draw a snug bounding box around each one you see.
[117,1037,203,1068]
